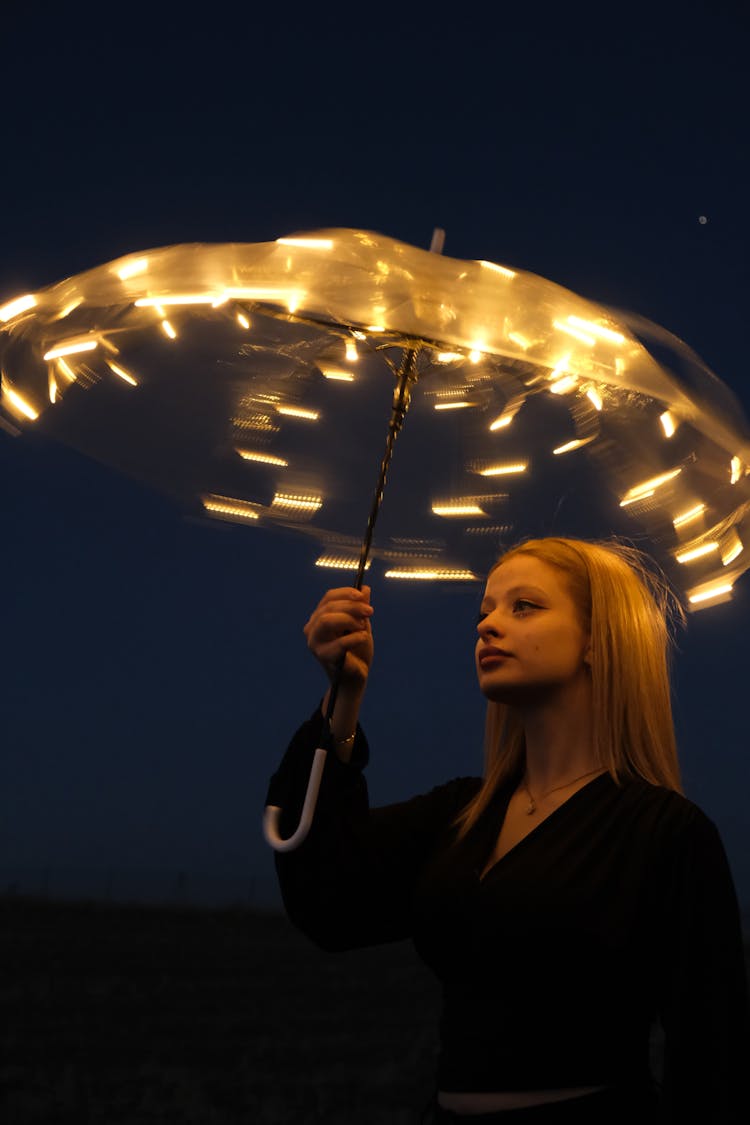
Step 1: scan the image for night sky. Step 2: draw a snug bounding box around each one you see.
[2,6,749,916]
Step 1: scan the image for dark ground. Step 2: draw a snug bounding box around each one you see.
[1,897,440,1124]
[1,898,748,1124]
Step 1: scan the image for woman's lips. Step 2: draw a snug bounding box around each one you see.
[478,648,512,666]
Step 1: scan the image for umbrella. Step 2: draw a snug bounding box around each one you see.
[2,227,749,849]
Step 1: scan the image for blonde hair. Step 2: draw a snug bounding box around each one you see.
[453,536,685,841]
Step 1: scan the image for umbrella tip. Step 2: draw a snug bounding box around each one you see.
[430,228,446,255]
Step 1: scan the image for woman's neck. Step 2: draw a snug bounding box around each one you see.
[518,678,598,793]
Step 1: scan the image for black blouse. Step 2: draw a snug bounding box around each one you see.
[266,709,750,1121]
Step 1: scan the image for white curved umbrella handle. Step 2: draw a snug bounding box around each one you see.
[263,745,328,852]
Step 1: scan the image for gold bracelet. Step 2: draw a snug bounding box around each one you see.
[335,730,357,747]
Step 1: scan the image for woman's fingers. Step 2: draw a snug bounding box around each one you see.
[307,587,372,620]
[304,586,374,684]
[313,630,371,664]
[305,607,371,644]
[304,588,373,643]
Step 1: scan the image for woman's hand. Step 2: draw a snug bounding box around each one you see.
[303,586,374,692]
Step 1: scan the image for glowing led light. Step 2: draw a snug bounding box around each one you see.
[548,354,570,379]
[507,332,531,350]
[277,405,319,421]
[384,567,477,581]
[43,339,98,361]
[721,530,743,566]
[286,291,304,314]
[271,493,322,512]
[553,320,596,347]
[620,468,681,505]
[660,411,677,438]
[549,375,578,395]
[116,257,148,280]
[202,495,261,521]
[434,401,472,410]
[345,340,359,362]
[464,524,513,536]
[1,381,39,420]
[366,324,386,333]
[566,316,625,345]
[489,413,515,431]
[730,456,744,484]
[0,294,37,322]
[432,504,487,517]
[106,360,138,386]
[56,359,76,383]
[436,351,464,363]
[688,582,733,605]
[161,320,177,340]
[477,463,527,476]
[478,259,516,279]
[237,313,251,329]
[614,357,626,375]
[135,294,219,307]
[673,503,706,529]
[675,542,720,564]
[351,331,367,341]
[233,412,277,433]
[57,298,83,319]
[316,555,371,570]
[586,387,603,411]
[620,490,655,507]
[236,449,288,467]
[318,363,354,382]
[553,439,589,455]
[48,370,57,404]
[277,237,334,249]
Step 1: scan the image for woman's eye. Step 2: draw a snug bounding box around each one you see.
[513,599,536,614]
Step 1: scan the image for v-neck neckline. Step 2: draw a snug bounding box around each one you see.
[477,770,612,884]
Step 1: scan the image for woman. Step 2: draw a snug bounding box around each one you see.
[266,537,749,1122]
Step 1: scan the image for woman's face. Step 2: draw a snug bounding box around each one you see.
[475,554,591,705]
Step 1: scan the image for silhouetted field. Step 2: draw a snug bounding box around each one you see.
[2,898,748,1124]
[1,897,441,1124]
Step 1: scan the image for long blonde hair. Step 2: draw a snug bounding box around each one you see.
[453,536,685,841]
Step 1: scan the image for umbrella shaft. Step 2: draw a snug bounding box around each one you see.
[325,345,419,729]
[354,350,416,587]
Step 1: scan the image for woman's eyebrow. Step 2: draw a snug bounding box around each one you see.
[479,585,548,613]
[501,585,548,600]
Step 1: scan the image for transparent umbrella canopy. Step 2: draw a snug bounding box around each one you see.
[2,228,749,846]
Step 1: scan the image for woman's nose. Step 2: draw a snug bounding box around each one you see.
[477,613,501,638]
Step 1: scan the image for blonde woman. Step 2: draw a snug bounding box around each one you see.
[266,538,749,1123]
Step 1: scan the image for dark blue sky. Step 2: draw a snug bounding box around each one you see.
[2,6,749,913]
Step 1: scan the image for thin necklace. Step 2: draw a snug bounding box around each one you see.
[522,767,605,815]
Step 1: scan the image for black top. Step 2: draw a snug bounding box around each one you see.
[266,709,750,1121]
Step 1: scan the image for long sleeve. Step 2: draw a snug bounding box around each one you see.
[656,807,750,1123]
[265,708,479,952]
